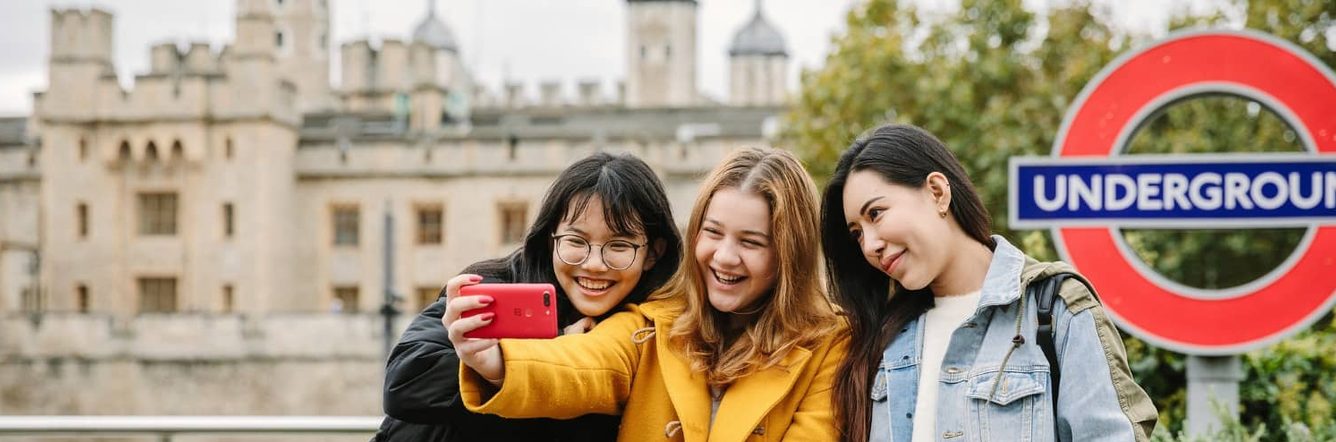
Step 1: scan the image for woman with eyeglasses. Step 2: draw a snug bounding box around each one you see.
[450,147,848,441]
[375,152,683,442]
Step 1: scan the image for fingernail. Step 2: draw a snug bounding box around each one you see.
[481,313,495,321]
[479,296,493,304]
[469,275,483,282]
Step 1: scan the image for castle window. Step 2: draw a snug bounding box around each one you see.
[640,45,647,60]
[507,135,519,161]
[276,31,286,50]
[223,202,235,238]
[498,202,528,245]
[139,192,178,236]
[332,206,360,246]
[79,137,88,161]
[418,286,441,311]
[417,205,444,245]
[145,141,159,161]
[225,137,234,160]
[170,140,184,159]
[332,286,359,313]
[138,277,178,313]
[76,284,90,313]
[665,44,672,58]
[77,202,88,239]
[222,284,235,313]
[21,287,42,313]
[119,140,131,160]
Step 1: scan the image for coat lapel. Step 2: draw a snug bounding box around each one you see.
[708,347,813,442]
[655,317,713,441]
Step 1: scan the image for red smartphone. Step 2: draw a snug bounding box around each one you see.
[459,283,559,339]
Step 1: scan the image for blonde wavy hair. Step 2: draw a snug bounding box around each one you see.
[652,146,840,387]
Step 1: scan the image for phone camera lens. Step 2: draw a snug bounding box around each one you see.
[543,291,551,307]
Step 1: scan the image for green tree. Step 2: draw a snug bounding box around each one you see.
[783,0,1335,438]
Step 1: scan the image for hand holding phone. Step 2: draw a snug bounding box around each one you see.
[459,283,559,339]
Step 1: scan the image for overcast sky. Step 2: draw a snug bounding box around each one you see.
[0,0,1211,116]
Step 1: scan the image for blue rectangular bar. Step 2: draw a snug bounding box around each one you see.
[1008,154,1336,229]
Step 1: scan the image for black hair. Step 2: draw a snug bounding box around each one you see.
[823,124,994,442]
[464,152,683,325]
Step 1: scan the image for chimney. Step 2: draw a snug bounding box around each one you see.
[539,81,562,107]
[577,80,601,106]
[504,81,525,108]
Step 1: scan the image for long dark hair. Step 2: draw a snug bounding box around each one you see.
[822,124,993,442]
[465,152,683,326]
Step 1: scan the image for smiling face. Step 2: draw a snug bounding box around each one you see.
[694,187,778,313]
[841,170,954,291]
[551,195,654,317]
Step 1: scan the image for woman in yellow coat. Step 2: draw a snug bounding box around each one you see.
[449,147,848,441]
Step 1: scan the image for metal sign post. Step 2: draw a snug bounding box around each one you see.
[1186,355,1243,435]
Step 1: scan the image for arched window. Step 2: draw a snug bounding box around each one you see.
[145,141,159,161]
[171,140,184,159]
[225,137,234,160]
[79,137,88,161]
[119,140,132,160]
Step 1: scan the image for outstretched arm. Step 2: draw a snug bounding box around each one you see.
[456,309,647,419]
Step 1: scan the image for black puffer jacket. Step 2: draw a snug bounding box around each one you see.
[373,273,619,442]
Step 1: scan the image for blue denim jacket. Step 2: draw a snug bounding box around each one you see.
[869,236,1156,442]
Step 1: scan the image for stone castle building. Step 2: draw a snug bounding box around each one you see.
[0,0,793,417]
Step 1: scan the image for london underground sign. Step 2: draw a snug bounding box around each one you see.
[1009,29,1336,355]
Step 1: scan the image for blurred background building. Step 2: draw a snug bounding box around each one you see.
[0,0,792,416]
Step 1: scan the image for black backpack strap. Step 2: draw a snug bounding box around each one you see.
[1028,272,1071,413]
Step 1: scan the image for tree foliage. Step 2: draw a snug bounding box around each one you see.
[782,0,1335,438]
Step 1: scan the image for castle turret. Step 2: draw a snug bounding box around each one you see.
[409,0,470,130]
[41,8,115,120]
[235,0,332,112]
[625,0,697,108]
[728,0,788,106]
[337,1,471,130]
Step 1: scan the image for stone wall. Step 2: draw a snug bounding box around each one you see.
[0,312,405,417]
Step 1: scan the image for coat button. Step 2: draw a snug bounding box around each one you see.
[945,367,962,375]
[943,430,964,439]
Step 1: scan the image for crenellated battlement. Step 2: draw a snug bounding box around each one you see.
[337,37,469,129]
[49,8,113,65]
[339,39,411,94]
[467,77,621,111]
[150,42,222,75]
[39,16,300,127]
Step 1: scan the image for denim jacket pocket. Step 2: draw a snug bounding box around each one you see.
[964,371,1052,442]
[966,370,1046,405]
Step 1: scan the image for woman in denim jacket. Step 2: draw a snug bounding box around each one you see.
[820,124,1158,442]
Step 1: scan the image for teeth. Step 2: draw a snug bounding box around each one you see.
[577,277,612,291]
[713,270,744,284]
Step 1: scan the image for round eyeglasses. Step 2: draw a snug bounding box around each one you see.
[552,234,645,270]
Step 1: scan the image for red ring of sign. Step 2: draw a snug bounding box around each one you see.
[1053,31,1336,355]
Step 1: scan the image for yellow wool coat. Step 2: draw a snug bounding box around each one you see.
[459,298,850,442]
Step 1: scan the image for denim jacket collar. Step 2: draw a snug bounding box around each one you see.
[976,235,1025,311]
